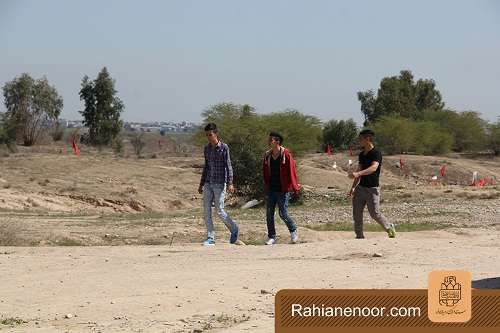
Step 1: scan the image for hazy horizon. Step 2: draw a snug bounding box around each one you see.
[1,0,499,124]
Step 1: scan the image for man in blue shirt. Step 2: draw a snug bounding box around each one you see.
[198,123,239,246]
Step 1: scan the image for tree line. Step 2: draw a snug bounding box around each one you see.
[0,67,124,150]
[1,68,499,159]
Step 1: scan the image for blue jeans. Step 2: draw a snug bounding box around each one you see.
[266,191,297,239]
[203,183,238,240]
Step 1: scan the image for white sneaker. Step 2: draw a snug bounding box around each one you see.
[291,231,298,244]
[265,238,276,246]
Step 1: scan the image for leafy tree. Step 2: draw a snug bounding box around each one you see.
[323,118,358,150]
[370,116,454,155]
[422,109,487,152]
[262,109,322,157]
[488,121,500,156]
[51,121,65,141]
[371,116,416,154]
[79,67,124,146]
[197,103,321,197]
[358,70,444,124]
[2,73,63,146]
[198,103,264,196]
[414,121,454,155]
[130,132,145,157]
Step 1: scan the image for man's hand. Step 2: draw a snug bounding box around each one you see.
[228,184,236,193]
[348,170,360,179]
[347,187,355,197]
[198,185,203,194]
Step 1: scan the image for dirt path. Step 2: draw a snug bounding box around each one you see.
[1,229,499,332]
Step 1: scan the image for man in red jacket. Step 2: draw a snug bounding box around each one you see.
[263,132,300,245]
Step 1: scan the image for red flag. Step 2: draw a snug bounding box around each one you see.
[325,144,333,156]
[439,164,447,177]
[71,138,80,157]
[349,145,353,157]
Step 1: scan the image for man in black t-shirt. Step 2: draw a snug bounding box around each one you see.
[348,129,396,239]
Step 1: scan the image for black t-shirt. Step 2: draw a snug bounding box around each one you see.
[269,155,282,192]
[358,148,382,188]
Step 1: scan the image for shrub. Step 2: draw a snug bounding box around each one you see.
[371,116,453,155]
[112,135,124,156]
[371,116,416,154]
[323,118,358,150]
[197,103,321,197]
[130,132,146,157]
[51,122,65,142]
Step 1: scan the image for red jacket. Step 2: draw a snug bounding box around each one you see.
[263,147,300,193]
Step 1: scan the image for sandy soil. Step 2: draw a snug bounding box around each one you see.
[1,148,500,332]
[1,229,500,332]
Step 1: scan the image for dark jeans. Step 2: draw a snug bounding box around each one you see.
[266,191,297,239]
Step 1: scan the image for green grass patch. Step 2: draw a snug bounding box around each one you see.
[305,222,452,232]
[243,238,267,246]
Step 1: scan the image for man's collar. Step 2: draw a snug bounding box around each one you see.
[210,140,222,149]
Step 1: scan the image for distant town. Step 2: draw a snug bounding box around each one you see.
[62,119,199,133]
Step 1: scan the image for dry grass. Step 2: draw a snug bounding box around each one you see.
[0,221,23,246]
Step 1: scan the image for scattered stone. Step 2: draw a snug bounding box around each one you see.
[242,199,262,209]
[372,253,383,258]
[64,313,74,319]
[260,289,272,295]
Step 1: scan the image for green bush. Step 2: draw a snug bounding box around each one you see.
[414,121,454,155]
[322,118,358,150]
[51,122,65,142]
[488,122,500,156]
[422,109,487,152]
[371,116,416,154]
[371,116,453,155]
[197,103,321,197]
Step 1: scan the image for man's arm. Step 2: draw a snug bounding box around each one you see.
[225,146,235,193]
[353,161,379,178]
[198,147,208,194]
[287,152,300,193]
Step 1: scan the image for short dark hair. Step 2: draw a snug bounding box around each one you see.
[204,123,218,133]
[269,131,284,144]
[359,129,375,140]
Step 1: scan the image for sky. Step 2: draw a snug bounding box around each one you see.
[1,0,499,124]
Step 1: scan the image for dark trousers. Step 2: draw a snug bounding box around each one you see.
[266,191,297,239]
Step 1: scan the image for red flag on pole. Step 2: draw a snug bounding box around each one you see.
[439,164,447,177]
[349,145,353,157]
[325,144,333,156]
[71,138,80,157]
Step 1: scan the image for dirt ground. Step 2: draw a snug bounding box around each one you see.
[1,229,500,332]
[1,146,500,332]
